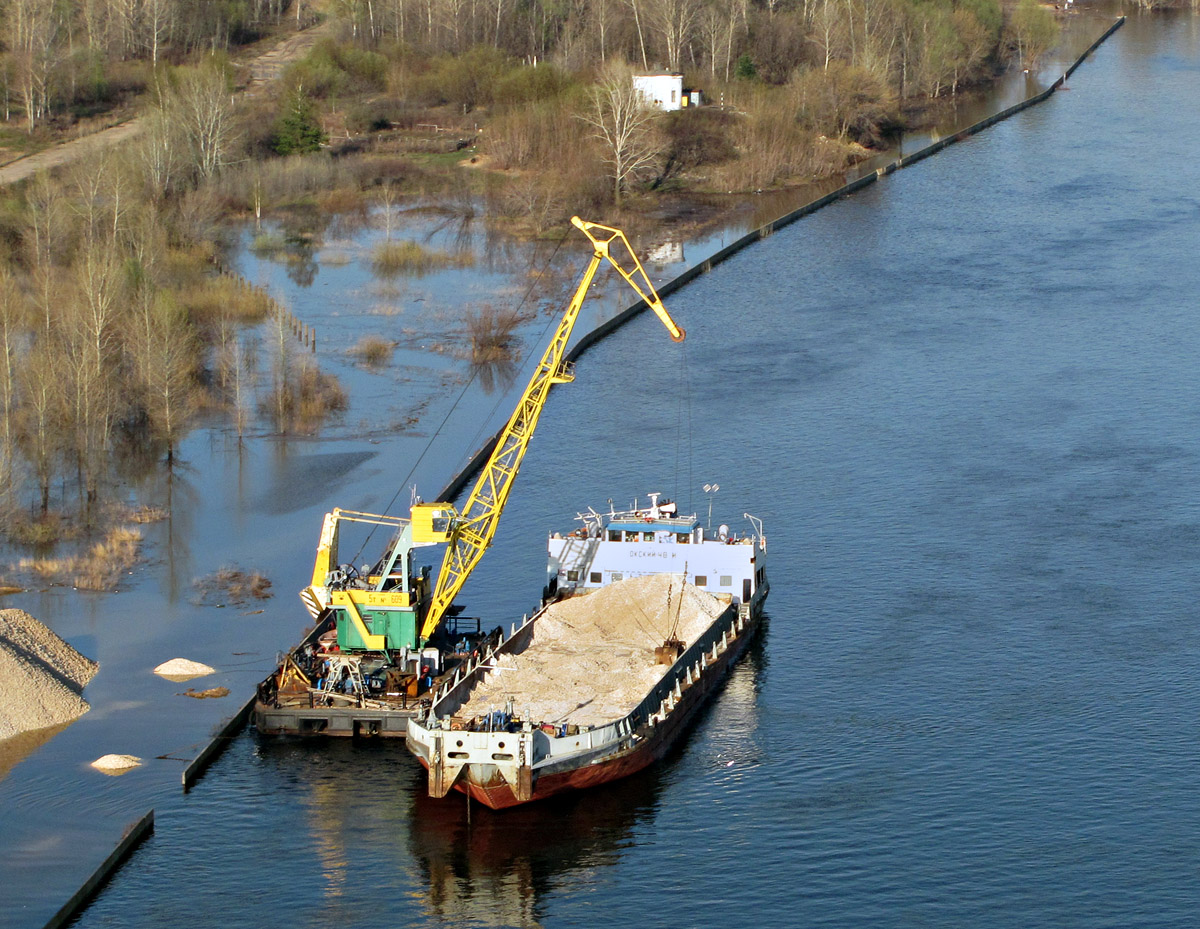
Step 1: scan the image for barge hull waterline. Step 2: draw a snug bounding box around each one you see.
[410,601,762,810]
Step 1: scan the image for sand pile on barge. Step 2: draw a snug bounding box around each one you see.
[460,575,726,729]
[0,608,98,740]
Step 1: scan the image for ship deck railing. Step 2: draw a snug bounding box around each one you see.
[416,596,751,765]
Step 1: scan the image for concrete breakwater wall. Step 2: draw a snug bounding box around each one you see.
[438,16,1126,505]
[41,811,154,929]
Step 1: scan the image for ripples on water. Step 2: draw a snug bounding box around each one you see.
[78,11,1200,929]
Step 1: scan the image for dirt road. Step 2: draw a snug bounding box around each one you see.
[0,19,332,187]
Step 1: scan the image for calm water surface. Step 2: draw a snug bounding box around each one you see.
[31,8,1200,929]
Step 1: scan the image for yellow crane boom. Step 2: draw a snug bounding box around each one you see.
[411,216,685,643]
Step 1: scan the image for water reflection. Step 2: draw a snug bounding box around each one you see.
[408,764,665,927]
[0,723,72,785]
[244,737,666,927]
[473,355,519,396]
[646,240,684,265]
[134,460,201,604]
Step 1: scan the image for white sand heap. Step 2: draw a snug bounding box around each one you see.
[154,658,215,681]
[91,754,142,775]
[0,608,99,741]
[460,574,727,730]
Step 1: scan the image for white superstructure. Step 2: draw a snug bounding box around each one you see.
[546,493,767,608]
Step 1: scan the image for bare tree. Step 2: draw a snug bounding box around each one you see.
[578,63,662,207]
[379,180,398,241]
[698,1,736,81]
[1006,0,1058,68]
[25,170,67,274]
[268,306,293,432]
[141,0,173,64]
[645,0,701,73]
[67,151,133,250]
[813,0,844,70]
[136,90,184,199]
[625,0,650,68]
[66,245,125,506]
[175,62,237,180]
[132,291,197,464]
[17,336,60,514]
[216,311,253,439]
[4,0,62,132]
[0,269,25,505]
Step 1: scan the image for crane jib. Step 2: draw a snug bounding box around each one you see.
[416,218,685,643]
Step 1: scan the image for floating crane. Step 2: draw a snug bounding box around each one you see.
[301,217,684,656]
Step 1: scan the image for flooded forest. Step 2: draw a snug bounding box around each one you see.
[0,0,1061,584]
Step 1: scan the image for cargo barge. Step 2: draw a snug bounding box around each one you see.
[405,496,768,809]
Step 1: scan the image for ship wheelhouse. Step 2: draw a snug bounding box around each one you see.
[546,494,767,608]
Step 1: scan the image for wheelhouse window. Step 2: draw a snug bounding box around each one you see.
[676,533,690,543]
[608,530,621,542]
[642,531,654,542]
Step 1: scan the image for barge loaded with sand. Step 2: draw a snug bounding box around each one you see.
[406,496,768,809]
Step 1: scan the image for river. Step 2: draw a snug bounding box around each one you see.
[6,5,1200,927]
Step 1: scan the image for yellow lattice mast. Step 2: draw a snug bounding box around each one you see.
[411,217,685,643]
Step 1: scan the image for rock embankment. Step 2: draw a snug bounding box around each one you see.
[460,574,726,729]
[0,608,98,740]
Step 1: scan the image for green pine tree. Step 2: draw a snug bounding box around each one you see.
[734,54,757,82]
[271,90,327,156]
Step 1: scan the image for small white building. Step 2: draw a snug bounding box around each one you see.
[633,72,684,111]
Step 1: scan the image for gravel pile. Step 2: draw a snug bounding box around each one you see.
[460,574,725,729]
[0,608,98,741]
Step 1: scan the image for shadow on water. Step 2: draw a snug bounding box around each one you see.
[251,449,377,516]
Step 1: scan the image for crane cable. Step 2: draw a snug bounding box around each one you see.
[672,332,693,518]
[347,222,575,567]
